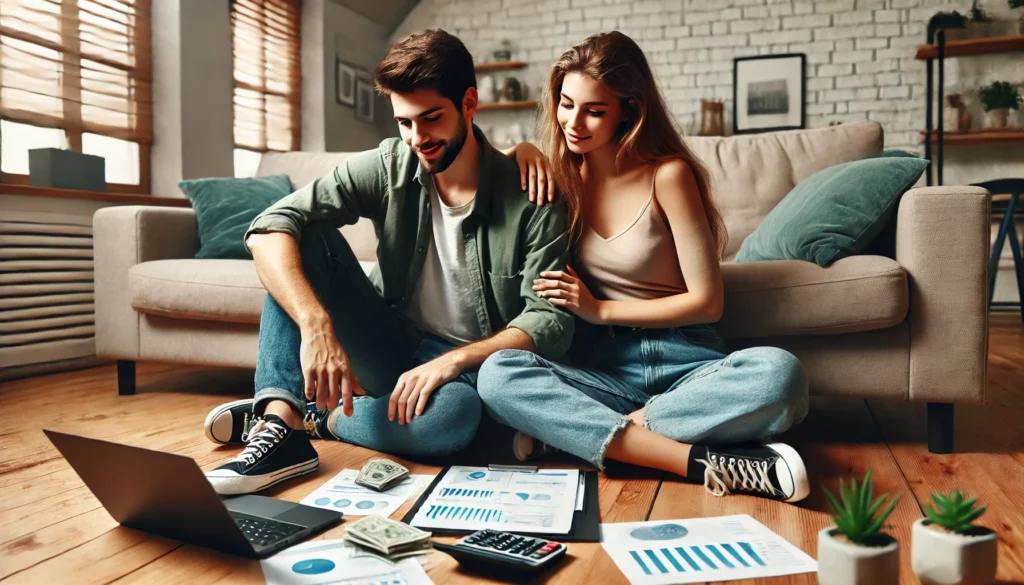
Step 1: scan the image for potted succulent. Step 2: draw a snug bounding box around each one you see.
[912,490,997,585]
[818,470,901,585]
[979,81,1022,128]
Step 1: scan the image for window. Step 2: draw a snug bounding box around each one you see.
[0,0,153,193]
[231,0,301,178]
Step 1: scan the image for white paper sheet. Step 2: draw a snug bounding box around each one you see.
[260,539,434,585]
[300,469,434,519]
[409,466,580,535]
[600,514,817,584]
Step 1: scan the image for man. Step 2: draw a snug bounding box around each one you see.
[202,29,572,496]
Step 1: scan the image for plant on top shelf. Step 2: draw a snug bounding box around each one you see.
[912,490,997,585]
[817,470,901,585]
[979,81,1022,129]
[926,490,987,534]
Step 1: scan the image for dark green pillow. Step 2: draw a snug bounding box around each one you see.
[735,155,929,267]
[178,174,292,259]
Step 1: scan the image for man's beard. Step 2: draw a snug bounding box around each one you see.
[418,114,468,174]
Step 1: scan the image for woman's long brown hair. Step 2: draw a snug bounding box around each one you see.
[540,31,728,258]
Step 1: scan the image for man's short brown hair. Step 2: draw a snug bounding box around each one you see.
[374,29,476,108]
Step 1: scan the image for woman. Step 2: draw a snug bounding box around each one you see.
[478,32,810,503]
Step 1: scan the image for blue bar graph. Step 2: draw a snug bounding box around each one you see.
[628,543,765,575]
[424,506,504,524]
[440,488,494,498]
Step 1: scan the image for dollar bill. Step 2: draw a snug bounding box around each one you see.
[344,516,431,557]
[355,458,410,492]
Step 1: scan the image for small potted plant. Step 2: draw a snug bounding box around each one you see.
[979,81,1022,128]
[912,490,997,585]
[818,470,901,585]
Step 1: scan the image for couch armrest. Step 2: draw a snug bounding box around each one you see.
[93,206,199,359]
[896,186,989,404]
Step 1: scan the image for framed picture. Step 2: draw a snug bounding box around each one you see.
[733,54,806,134]
[336,59,356,107]
[355,77,374,123]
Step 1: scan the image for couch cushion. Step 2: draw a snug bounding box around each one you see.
[130,259,375,323]
[256,151,378,262]
[684,121,884,259]
[719,255,908,339]
[735,154,929,267]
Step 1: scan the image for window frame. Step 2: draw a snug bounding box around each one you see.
[0,0,153,194]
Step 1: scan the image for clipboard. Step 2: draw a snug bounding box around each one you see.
[401,466,601,542]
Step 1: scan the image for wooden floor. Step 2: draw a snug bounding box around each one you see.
[4,316,1024,584]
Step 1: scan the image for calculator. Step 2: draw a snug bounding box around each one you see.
[432,529,567,573]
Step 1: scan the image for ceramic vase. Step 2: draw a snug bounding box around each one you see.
[817,528,899,585]
[911,519,997,585]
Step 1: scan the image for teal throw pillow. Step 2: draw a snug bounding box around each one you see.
[178,174,293,259]
[735,155,929,267]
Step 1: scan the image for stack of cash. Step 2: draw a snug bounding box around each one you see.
[355,458,410,492]
[343,516,432,559]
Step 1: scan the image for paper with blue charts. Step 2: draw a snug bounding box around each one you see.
[409,466,580,535]
[300,469,434,519]
[600,514,817,584]
[260,539,433,585]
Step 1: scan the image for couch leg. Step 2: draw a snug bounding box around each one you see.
[117,360,136,396]
[927,402,954,454]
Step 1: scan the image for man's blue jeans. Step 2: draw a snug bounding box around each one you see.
[253,222,482,456]
[477,322,809,469]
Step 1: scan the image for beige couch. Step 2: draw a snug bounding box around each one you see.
[93,121,990,454]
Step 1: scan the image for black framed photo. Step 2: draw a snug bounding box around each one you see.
[733,54,806,134]
[355,77,374,123]
[336,59,356,107]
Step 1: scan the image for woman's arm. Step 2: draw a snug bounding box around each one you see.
[596,160,724,328]
[502,142,557,205]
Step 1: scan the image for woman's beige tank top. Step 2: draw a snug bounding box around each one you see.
[575,165,688,301]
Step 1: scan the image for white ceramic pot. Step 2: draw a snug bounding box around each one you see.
[986,108,1009,128]
[911,518,997,585]
[817,527,899,585]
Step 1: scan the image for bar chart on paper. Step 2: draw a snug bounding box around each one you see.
[601,515,817,585]
[410,466,580,534]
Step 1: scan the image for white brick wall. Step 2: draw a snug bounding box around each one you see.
[393,0,1024,184]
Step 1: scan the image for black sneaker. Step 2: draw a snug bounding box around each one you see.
[687,442,809,503]
[511,432,561,462]
[205,414,319,495]
[204,399,332,444]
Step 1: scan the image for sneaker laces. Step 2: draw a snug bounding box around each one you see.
[235,418,287,465]
[239,412,258,442]
[302,409,326,439]
[697,454,774,498]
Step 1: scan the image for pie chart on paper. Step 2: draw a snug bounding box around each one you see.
[291,558,335,575]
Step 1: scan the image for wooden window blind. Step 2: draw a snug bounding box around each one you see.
[231,0,300,153]
[0,0,152,190]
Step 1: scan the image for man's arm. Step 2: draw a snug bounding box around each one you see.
[244,149,386,248]
[388,328,534,425]
[248,149,388,417]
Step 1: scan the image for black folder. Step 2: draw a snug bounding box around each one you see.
[401,466,601,542]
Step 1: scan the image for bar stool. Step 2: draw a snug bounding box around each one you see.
[976,179,1024,318]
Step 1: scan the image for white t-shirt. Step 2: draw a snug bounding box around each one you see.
[403,178,483,344]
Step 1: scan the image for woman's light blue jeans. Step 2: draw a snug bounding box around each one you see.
[252,222,482,456]
[476,322,809,469]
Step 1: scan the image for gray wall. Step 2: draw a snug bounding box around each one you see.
[151,0,234,197]
[323,0,395,151]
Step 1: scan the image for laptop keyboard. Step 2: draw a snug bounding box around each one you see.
[232,513,304,547]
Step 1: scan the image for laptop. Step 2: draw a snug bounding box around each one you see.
[44,429,343,559]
